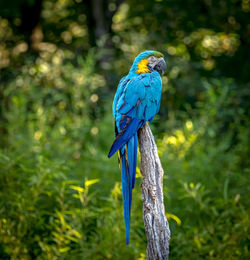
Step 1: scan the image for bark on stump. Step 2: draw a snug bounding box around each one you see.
[138,123,170,260]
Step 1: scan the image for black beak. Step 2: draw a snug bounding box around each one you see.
[154,58,166,75]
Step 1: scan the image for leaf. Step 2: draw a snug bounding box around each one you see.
[72,230,82,239]
[59,247,70,253]
[84,179,99,188]
[166,213,181,226]
[70,185,85,193]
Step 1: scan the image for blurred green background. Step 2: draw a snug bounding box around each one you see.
[0,0,249,259]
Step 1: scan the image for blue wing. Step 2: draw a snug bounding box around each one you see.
[112,76,128,118]
[108,71,162,244]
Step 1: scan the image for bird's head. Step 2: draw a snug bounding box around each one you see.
[130,50,166,75]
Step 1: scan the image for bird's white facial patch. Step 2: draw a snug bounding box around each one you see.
[147,56,162,69]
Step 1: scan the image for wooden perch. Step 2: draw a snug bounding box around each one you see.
[138,123,170,260]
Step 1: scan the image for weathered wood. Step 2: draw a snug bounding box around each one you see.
[138,123,170,260]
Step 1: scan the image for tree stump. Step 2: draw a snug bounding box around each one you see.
[138,123,170,260]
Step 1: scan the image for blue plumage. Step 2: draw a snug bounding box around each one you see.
[108,50,166,244]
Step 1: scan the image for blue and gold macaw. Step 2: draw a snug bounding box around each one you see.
[108,50,166,244]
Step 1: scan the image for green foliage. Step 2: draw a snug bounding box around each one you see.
[0,0,249,259]
[158,80,250,259]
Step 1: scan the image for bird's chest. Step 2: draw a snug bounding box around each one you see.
[145,84,161,101]
[144,75,162,102]
[139,74,162,120]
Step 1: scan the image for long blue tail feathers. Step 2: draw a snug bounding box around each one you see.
[108,118,141,244]
[120,134,137,244]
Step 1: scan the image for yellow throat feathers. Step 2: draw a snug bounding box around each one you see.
[136,59,151,74]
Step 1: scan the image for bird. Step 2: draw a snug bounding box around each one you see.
[108,50,166,244]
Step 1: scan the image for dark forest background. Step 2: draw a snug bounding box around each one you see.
[0,0,249,259]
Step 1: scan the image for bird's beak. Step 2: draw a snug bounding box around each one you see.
[154,57,166,75]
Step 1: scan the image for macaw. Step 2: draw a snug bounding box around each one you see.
[108,50,166,244]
